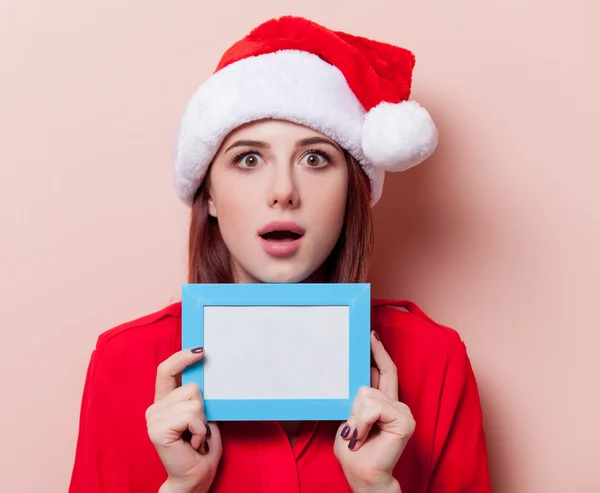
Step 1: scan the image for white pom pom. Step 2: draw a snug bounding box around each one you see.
[362,100,438,171]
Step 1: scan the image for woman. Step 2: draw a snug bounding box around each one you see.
[68,16,492,493]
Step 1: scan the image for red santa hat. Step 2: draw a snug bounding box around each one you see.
[173,16,438,206]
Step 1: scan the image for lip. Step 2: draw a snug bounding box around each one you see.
[258,221,305,237]
[258,221,305,257]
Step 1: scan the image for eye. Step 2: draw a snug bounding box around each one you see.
[232,152,263,169]
[302,150,333,168]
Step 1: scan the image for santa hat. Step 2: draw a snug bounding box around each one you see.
[173,16,438,206]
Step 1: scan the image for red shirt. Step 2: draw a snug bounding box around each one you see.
[68,299,492,492]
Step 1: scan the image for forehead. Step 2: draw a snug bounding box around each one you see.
[221,119,327,146]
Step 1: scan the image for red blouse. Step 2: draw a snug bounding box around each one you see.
[68,299,492,492]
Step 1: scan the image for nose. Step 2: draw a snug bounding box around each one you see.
[267,166,300,209]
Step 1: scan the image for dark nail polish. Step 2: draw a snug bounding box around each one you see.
[351,428,358,440]
[341,425,350,438]
[373,331,380,341]
[204,440,210,453]
[205,423,212,438]
[181,429,192,442]
[348,438,357,450]
[191,346,204,354]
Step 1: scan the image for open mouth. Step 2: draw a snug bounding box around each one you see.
[258,221,304,239]
[260,230,303,242]
[257,222,305,254]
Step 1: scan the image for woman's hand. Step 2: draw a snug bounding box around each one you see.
[146,347,222,493]
[334,332,415,493]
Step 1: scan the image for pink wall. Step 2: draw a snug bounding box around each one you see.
[1,1,597,491]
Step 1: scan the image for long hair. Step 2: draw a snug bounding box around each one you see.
[187,152,374,284]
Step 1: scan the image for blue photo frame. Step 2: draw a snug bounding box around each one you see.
[181,283,371,421]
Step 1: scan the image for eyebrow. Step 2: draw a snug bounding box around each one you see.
[224,137,342,153]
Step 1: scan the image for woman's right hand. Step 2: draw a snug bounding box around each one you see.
[146,347,222,493]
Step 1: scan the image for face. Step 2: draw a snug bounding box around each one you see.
[207,119,349,283]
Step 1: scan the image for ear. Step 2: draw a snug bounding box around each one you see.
[208,193,218,218]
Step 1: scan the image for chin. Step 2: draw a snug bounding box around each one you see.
[255,263,314,284]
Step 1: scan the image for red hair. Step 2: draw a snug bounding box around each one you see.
[188,152,373,284]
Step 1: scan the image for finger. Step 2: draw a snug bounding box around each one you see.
[191,422,219,456]
[151,382,203,412]
[148,400,207,449]
[340,386,384,449]
[371,331,398,400]
[147,383,208,450]
[150,384,212,453]
[346,387,412,452]
[154,347,205,402]
[205,422,223,458]
[370,366,380,389]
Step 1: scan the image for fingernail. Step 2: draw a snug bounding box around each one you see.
[204,440,210,453]
[372,331,380,341]
[341,425,350,438]
[191,346,204,354]
[351,428,358,440]
[348,437,357,450]
[205,423,212,438]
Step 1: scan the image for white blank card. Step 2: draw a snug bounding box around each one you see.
[203,306,349,399]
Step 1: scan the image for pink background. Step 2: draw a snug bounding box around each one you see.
[0,1,597,491]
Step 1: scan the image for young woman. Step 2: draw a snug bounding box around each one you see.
[68,16,492,493]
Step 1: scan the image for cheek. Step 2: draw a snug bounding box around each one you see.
[212,177,254,221]
[216,195,251,232]
[213,194,256,262]
[306,174,348,225]
[210,180,265,261]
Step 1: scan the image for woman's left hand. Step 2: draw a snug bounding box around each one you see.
[334,331,415,493]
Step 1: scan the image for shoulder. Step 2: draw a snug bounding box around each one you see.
[82,302,183,412]
[94,301,182,360]
[371,298,465,355]
[76,303,184,456]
